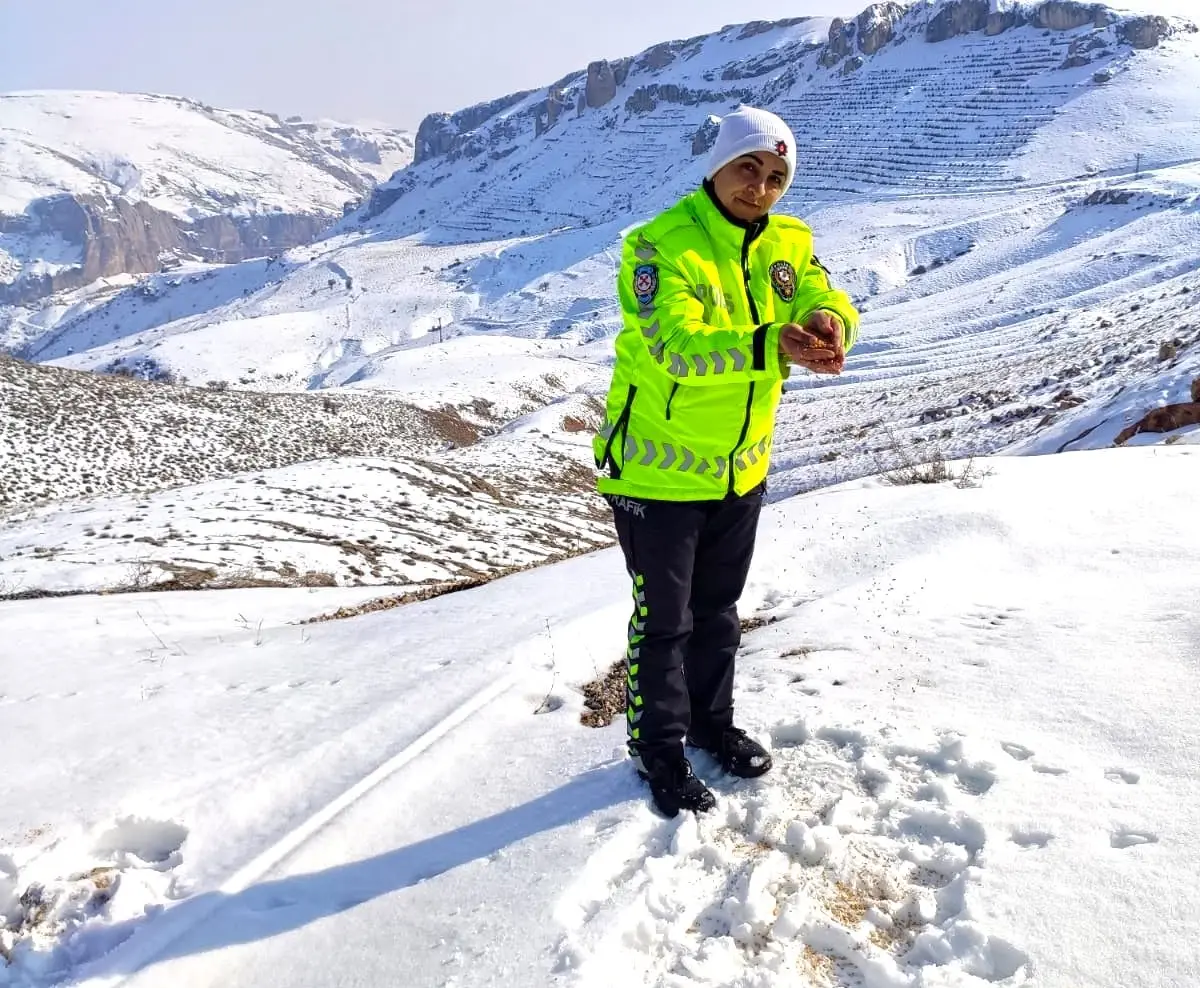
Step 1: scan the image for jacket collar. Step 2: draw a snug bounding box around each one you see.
[690,180,770,254]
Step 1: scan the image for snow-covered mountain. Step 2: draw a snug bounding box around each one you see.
[0,91,412,308]
[355,0,1191,241]
[3,0,1200,597]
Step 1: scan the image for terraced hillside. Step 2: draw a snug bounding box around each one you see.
[355,1,1193,243]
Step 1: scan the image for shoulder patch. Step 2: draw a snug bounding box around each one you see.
[769,260,797,303]
[633,264,659,307]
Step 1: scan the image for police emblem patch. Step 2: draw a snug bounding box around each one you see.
[633,264,659,306]
[770,260,797,303]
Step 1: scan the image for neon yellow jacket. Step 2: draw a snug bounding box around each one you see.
[593,184,860,501]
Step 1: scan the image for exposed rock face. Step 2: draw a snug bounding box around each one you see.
[1115,402,1200,443]
[857,3,906,55]
[1060,31,1111,66]
[0,194,329,306]
[414,114,457,165]
[820,18,856,66]
[1119,15,1173,49]
[692,116,721,156]
[625,84,750,115]
[413,91,535,165]
[737,17,812,41]
[926,0,990,42]
[1033,2,1105,31]
[586,60,618,108]
[637,42,679,72]
[1071,33,1110,55]
[536,89,572,136]
[842,55,867,75]
[987,9,1026,35]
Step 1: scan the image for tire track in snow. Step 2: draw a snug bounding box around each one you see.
[77,670,519,988]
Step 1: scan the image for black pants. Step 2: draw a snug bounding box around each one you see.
[606,485,764,770]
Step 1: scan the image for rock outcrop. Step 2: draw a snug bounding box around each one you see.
[737,17,813,41]
[1115,402,1200,443]
[857,3,906,54]
[0,194,329,306]
[637,42,680,72]
[692,116,721,156]
[926,0,990,42]
[413,91,535,165]
[536,89,572,136]
[1033,2,1106,31]
[1119,15,1173,49]
[820,18,857,66]
[625,83,749,115]
[987,9,1026,35]
[586,60,618,108]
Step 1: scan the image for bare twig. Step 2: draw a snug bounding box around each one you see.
[136,609,186,661]
[534,618,559,714]
[137,610,170,651]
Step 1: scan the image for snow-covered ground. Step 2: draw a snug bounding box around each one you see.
[0,449,610,597]
[3,11,1199,981]
[1,445,1196,987]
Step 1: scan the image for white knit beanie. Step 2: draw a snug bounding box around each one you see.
[705,106,796,196]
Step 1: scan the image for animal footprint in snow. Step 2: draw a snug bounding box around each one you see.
[964,606,1023,632]
[1110,827,1158,850]
[1001,742,1034,762]
[1010,827,1053,849]
[1105,768,1140,785]
[1031,763,1068,777]
[93,817,189,869]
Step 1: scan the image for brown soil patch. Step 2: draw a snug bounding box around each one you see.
[580,660,626,727]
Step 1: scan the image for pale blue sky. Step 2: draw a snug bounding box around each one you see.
[0,1,861,130]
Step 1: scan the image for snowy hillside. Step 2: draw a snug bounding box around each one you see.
[355,0,1196,242]
[1,445,1197,987]
[0,91,412,309]
[4,0,1200,599]
[0,354,610,595]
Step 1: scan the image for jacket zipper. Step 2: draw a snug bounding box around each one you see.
[729,226,762,495]
[728,384,755,496]
[600,384,637,478]
[740,228,761,324]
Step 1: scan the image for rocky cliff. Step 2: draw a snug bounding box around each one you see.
[0,195,331,305]
[0,92,412,309]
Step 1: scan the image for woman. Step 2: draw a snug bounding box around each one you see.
[593,105,860,817]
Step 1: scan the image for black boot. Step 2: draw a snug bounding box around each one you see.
[687,726,773,778]
[636,754,717,817]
